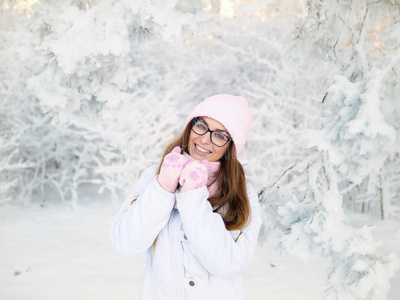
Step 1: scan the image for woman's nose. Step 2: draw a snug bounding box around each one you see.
[200,132,212,144]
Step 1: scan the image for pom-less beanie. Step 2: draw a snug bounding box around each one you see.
[184,94,253,157]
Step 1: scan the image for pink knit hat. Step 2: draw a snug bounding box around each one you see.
[184,94,252,157]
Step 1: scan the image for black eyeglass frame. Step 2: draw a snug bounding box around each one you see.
[191,117,232,147]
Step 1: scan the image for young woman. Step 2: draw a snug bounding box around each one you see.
[110,94,262,300]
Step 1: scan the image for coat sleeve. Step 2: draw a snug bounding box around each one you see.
[109,164,176,257]
[175,181,262,278]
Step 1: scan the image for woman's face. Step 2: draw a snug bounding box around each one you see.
[188,116,231,162]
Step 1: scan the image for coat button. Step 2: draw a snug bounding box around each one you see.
[184,234,188,240]
[189,280,195,286]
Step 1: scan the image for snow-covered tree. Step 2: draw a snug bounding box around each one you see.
[0,4,122,208]
[289,0,400,218]
[343,152,400,219]
[259,149,399,299]
[6,0,333,208]
[2,0,399,297]
[26,0,216,123]
[258,0,400,299]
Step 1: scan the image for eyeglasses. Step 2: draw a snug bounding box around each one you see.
[191,118,232,147]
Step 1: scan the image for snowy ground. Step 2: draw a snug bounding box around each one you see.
[1,184,399,300]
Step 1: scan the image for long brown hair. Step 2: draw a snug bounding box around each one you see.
[157,118,251,231]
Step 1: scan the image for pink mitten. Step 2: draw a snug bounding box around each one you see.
[157,146,190,193]
[179,160,210,192]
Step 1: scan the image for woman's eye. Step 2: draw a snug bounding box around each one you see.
[215,133,227,141]
[197,123,206,130]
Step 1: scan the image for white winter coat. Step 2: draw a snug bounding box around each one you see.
[110,163,262,300]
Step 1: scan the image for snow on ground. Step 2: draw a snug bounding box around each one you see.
[0,184,399,300]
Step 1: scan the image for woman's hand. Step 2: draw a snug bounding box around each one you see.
[179,159,210,193]
[157,146,190,193]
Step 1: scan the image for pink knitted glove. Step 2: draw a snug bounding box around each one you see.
[179,159,210,192]
[157,146,190,193]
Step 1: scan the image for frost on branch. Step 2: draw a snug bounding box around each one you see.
[308,72,396,185]
[0,9,121,208]
[26,0,215,123]
[256,1,400,299]
[258,150,399,300]
[289,0,400,216]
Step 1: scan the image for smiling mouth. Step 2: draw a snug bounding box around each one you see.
[195,143,211,154]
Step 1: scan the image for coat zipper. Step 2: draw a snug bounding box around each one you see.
[169,206,184,300]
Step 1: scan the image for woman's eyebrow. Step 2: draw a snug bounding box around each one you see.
[199,118,230,134]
